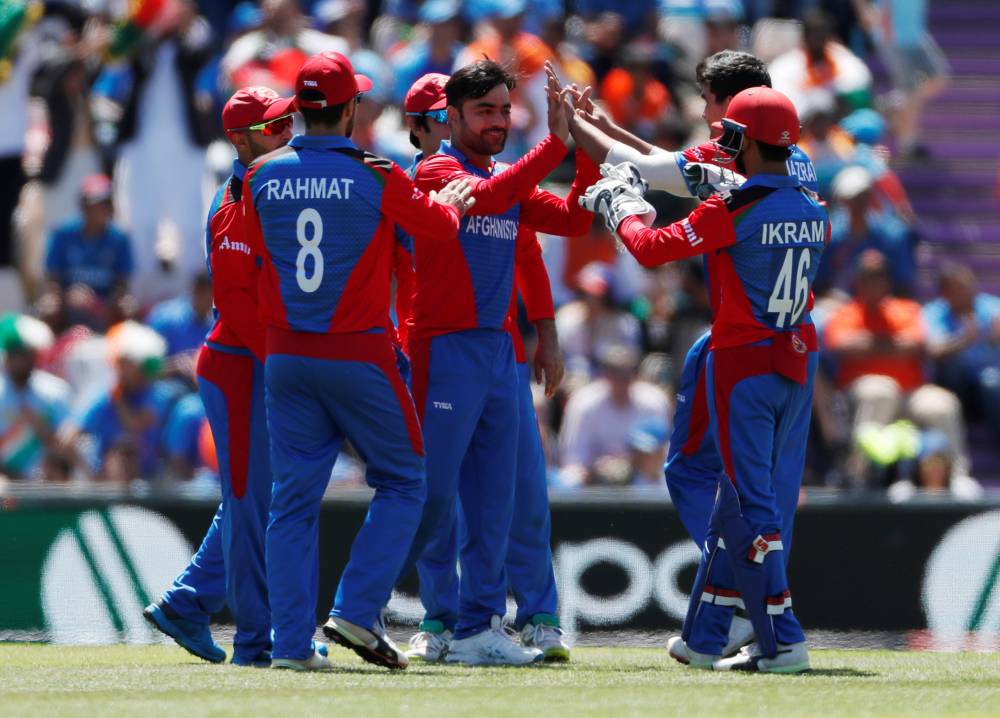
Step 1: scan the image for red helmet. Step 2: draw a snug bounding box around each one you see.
[717,86,800,157]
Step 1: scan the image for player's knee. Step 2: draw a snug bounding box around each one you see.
[908,384,961,424]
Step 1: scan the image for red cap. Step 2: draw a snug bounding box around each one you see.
[222,86,293,131]
[294,51,373,110]
[723,87,800,147]
[80,173,113,204]
[404,73,449,113]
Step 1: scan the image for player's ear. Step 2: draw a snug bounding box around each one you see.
[447,105,459,126]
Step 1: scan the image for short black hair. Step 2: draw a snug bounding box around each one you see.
[298,90,351,129]
[756,141,793,162]
[445,59,516,110]
[407,113,431,149]
[696,51,771,105]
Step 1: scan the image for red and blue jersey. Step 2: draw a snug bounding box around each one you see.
[242,135,461,342]
[410,135,597,341]
[617,173,828,351]
[677,140,820,319]
[204,160,266,362]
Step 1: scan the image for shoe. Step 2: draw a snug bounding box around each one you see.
[271,645,333,672]
[405,620,452,662]
[143,600,225,664]
[446,616,544,666]
[323,616,409,670]
[666,636,719,669]
[520,615,570,662]
[721,615,755,658]
[232,649,271,668]
[713,641,810,673]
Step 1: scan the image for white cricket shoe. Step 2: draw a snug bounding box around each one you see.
[713,641,810,673]
[721,615,756,657]
[406,623,453,662]
[445,616,544,666]
[666,636,720,669]
[271,644,333,672]
[520,618,571,662]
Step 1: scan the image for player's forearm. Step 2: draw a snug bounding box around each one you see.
[466,134,569,215]
[616,216,707,268]
[385,167,461,239]
[606,142,690,196]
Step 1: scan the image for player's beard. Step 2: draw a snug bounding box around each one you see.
[460,122,507,157]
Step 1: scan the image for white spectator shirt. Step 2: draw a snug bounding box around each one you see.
[558,378,671,484]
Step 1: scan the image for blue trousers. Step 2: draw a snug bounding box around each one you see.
[507,362,559,627]
[265,342,426,660]
[413,361,560,630]
[160,345,272,660]
[405,329,519,639]
[686,345,816,654]
[664,332,802,555]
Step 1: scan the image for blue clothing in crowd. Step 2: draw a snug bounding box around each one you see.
[45,219,134,298]
[146,297,215,357]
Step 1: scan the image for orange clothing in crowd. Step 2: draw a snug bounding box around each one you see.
[599,68,670,129]
[464,31,553,78]
[823,298,927,391]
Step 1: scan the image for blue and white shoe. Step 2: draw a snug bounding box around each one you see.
[143,600,226,664]
[232,640,324,667]
[232,649,271,668]
[271,644,333,672]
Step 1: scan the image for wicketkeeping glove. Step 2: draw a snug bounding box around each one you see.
[580,180,656,234]
[599,161,648,195]
[682,162,746,200]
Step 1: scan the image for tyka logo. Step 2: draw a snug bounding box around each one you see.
[41,507,194,644]
[432,401,453,411]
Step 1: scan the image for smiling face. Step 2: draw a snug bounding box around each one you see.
[449,82,512,160]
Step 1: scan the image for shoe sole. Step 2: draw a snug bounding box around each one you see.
[759,661,811,674]
[270,659,332,672]
[323,620,408,671]
[542,646,571,663]
[445,652,545,667]
[143,607,225,664]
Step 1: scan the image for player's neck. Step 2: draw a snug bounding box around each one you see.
[746,161,789,178]
[451,139,491,170]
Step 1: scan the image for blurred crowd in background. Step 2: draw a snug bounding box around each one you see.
[0,0,993,503]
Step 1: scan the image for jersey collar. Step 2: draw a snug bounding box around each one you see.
[438,140,493,176]
[742,173,801,190]
[288,134,357,150]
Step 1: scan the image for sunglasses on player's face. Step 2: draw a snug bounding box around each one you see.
[406,109,448,125]
[230,114,294,136]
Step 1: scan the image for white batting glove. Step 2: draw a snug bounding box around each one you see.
[683,162,746,200]
[600,161,648,195]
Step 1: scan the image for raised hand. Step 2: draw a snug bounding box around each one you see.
[544,61,570,144]
[429,179,476,216]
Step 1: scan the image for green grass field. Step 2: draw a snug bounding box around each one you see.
[1,644,998,718]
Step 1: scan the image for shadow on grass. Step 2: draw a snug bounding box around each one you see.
[804,668,879,678]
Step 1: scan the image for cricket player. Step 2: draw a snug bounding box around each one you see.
[401,59,597,666]
[561,51,819,655]
[400,72,571,663]
[583,87,826,673]
[144,87,301,668]
[242,51,474,672]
